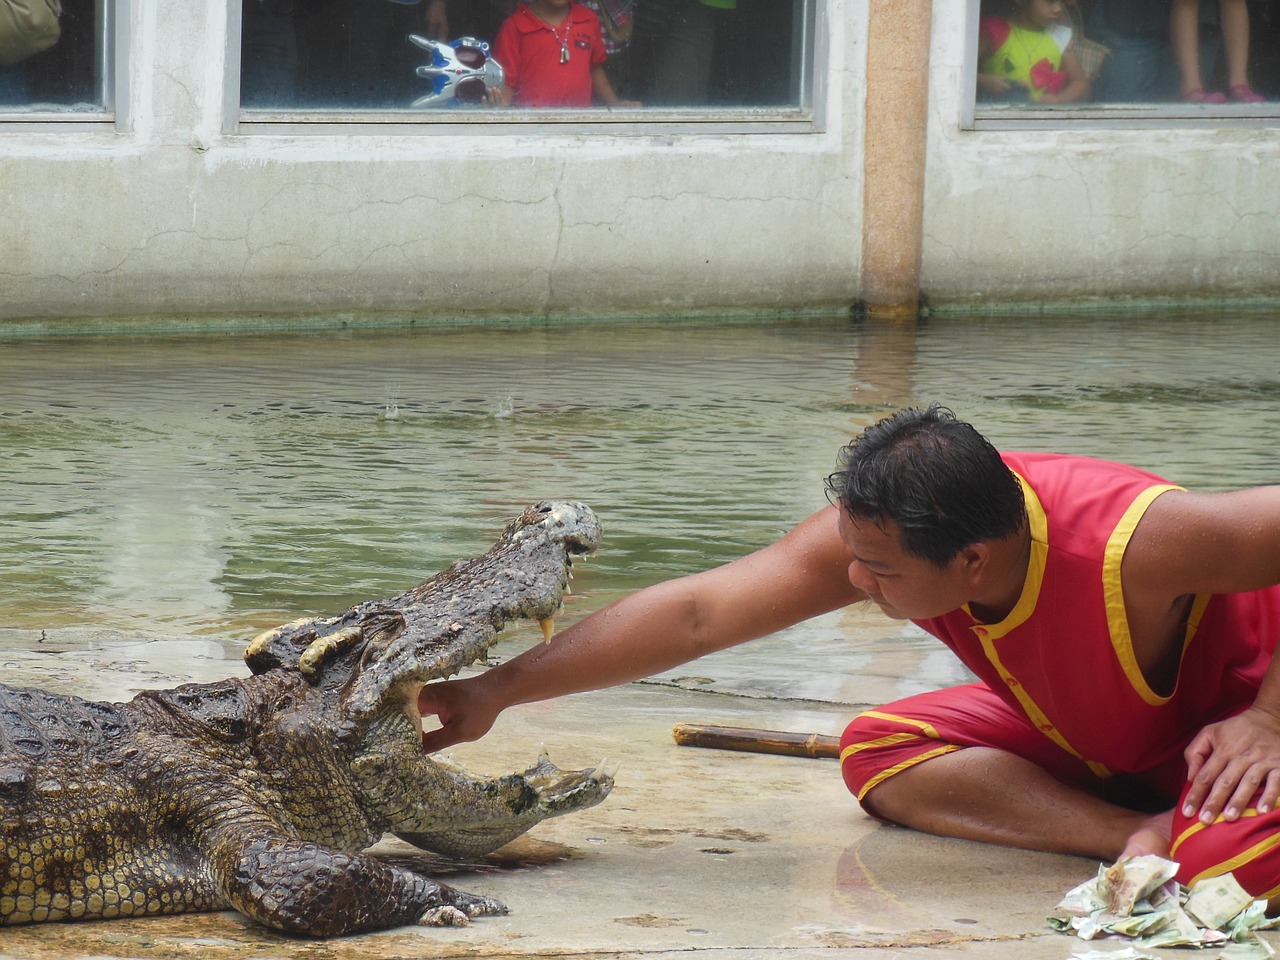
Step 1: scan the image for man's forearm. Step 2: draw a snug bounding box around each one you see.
[483,581,709,708]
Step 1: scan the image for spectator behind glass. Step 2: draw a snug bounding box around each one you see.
[650,0,734,106]
[1086,0,1173,103]
[491,0,640,107]
[978,0,1090,104]
[424,0,450,38]
[296,0,429,108]
[1171,0,1264,102]
[583,0,637,100]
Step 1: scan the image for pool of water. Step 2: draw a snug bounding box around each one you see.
[2,312,1278,708]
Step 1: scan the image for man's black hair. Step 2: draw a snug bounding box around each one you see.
[824,405,1026,567]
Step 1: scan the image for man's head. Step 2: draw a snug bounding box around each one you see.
[825,405,1026,568]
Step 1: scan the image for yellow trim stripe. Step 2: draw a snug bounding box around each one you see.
[840,731,931,759]
[1006,474,1049,635]
[839,711,964,798]
[854,745,963,800]
[1169,808,1280,894]
[852,710,942,738]
[1102,484,1183,706]
[1183,827,1280,889]
[960,472,1115,779]
[972,624,1112,779]
[963,473,1046,641]
[1169,809,1260,856]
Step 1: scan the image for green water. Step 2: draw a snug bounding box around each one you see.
[0,319,857,635]
[2,313,1277,705]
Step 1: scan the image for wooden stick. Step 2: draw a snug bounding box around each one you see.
[671,723,841,760]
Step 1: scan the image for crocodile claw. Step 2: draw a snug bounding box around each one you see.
[418,890,507,926]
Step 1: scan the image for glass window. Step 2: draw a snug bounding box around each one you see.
[237,0,817,122]
[968,0,1280,125]
[0,0,116,116]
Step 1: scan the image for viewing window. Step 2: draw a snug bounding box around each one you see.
[967,0,1280,126]
[236,0,819,127]
[0,0,117,119]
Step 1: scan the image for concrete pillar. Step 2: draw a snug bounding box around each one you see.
[860,0,932,321]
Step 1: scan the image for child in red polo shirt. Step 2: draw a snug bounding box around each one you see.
[492,0,640,108]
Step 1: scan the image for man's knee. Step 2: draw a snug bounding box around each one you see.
[839,709,957,820]
[839,712,886,818]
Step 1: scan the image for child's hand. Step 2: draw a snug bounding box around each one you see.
[484,86,513,107]
[977,73,1012,96]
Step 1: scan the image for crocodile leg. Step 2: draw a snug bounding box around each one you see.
[205,824,506,936]
[354,750,616,859]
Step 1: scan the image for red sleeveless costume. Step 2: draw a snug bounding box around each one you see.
[840,452,1280,896]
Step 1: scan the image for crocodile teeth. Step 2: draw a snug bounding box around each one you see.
[538,617,555,643]
[591,758,620,780]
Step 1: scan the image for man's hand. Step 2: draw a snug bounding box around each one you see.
[418,675,500,753]
[1183,706,1280,823]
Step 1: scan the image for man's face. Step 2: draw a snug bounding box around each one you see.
[836,509,973,621]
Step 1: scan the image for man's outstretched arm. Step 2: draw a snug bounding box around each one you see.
[419,504,863,752]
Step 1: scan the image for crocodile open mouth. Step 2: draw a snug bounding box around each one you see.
[405,504,599,744]
[246,500,601,734]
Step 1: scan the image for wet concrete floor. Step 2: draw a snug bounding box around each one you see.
[1,679,1231,960]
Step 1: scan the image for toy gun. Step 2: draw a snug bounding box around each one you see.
[410,35,505,106]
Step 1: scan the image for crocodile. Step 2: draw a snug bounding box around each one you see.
[0,500,614,936]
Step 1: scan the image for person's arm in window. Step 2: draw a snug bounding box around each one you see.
[1042,45,1090,103]
[976,14,1015,99]
[591,64,640,107]
[426,0,449,40]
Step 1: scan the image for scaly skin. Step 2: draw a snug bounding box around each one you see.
[0,501,614,936]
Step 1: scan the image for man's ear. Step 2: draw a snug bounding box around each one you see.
[957,541,991,583]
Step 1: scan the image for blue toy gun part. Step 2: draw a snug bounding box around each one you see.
[409,35,506,106]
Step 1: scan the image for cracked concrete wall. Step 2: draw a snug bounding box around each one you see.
[0,1,863,323]
[9,0,1272,323]
[921,2,1280,307]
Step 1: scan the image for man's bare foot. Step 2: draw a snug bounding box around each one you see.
[1119,809,1174,861]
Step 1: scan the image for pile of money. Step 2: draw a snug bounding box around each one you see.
[1048,855,1280,959]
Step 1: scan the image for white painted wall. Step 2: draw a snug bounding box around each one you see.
[922,1,1280,309]
[0,0,864,322]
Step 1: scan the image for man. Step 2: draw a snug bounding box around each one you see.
[420,405,1280,900]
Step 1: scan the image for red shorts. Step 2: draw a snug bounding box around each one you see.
[840,683,1280,899]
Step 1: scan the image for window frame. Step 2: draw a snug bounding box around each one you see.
[963,0,1280,131]
[0,0,127,126]
[223,0,827,136]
